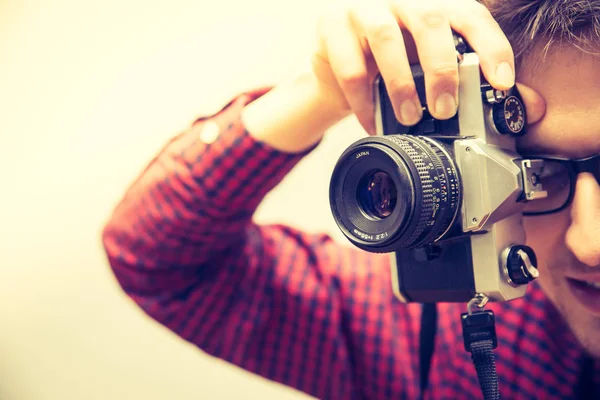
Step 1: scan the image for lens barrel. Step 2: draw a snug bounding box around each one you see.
[329,135,461,253]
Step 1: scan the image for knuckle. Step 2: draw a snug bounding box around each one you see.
[414,8,448,30]
[495,46,515,64]
[339,70,367,88]
[387,77,418,99]
[494,34,516,59]
[364,21,398,44]
[430,63,458,81]
[429,66,458,95]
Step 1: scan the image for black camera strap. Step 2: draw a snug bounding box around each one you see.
[419,296,499,400]
[419,303,437,396]
[461,294,500,400]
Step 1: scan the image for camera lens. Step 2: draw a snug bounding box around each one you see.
[358,171,397,219]
[329,135,461,253]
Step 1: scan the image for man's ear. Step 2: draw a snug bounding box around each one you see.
[516,82,546,125]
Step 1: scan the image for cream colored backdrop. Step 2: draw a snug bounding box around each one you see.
[0,0,368,399]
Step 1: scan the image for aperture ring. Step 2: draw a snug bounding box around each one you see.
[385,136,435,248]
[420,137,461,242]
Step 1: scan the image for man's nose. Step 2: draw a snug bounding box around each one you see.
[565,172,600,267]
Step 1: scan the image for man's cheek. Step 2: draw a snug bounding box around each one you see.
[524,217,568,266]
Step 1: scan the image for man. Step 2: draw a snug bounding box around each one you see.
[102,0,600,398]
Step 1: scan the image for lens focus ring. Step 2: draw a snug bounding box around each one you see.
[384,136,436,247]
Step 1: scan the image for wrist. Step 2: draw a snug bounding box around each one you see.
[242,72,351,153]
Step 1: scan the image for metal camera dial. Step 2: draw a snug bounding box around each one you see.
[494,96,526,136]
[503,245,539,285]
[483,84,527,136]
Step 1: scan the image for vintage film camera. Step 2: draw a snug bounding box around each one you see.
[329,36,548,303]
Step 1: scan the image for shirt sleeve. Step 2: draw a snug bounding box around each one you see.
[101,88,406,399]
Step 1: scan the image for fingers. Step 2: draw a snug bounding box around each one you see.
[349,4,423,126]
[391,0,459,120]
[447,0,515,90]
[315,0,518,132]
[321,11,377,134]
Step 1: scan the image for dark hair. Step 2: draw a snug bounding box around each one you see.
[485,0,600,66]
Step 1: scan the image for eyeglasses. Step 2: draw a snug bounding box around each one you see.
[523,153,600,216]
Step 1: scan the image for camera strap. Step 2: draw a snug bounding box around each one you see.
[419,297,499,400]
[461,294,500,400]
[419,303,437,396]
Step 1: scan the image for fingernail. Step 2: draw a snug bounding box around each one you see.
[434,93,457,119]
[496,61,515,88]
[400,100,420,125]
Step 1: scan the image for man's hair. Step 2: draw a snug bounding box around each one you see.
[485,0,600,65]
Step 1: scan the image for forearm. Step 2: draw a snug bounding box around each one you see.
[242,72,351,153]
[102,89,314,279]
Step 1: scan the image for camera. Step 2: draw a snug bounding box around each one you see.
[329,36,548,303]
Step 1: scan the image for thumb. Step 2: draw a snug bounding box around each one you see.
[516,82,546,125]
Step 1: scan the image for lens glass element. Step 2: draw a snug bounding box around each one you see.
[358,170,397,219]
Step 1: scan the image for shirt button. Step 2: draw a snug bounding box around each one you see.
[198,121,220,144]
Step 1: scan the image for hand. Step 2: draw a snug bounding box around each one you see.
[311,0,516,134]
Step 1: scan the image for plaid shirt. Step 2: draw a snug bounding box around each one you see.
[102,88,599,399]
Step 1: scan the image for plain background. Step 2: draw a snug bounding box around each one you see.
[0,0,369,399]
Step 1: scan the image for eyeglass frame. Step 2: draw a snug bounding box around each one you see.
[521,153,600,216]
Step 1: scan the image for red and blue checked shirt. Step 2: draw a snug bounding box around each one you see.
[102,88,599,399]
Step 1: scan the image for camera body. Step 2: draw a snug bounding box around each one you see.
[329,43,546,303]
